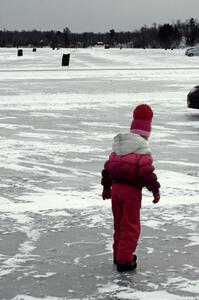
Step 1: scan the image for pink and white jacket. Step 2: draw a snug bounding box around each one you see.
[101,132,160,194]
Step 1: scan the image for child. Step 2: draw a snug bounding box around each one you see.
[101,104,160,272]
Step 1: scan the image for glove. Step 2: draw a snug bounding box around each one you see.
[102,188,111,200]
[153,192,160,204]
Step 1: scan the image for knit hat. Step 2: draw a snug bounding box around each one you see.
[130,104,153,137]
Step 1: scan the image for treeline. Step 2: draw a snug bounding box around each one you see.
[0,18,199,49]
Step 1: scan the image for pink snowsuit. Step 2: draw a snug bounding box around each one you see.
[101,132,160,263]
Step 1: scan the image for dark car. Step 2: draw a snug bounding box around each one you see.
[187,85,199,109]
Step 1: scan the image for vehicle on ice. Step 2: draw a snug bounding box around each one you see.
[185,46,199,56]
[187,85,199,109]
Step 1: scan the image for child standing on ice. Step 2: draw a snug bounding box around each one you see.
[101,104,160,272]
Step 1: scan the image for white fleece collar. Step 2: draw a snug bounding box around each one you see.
[112,132,151,155]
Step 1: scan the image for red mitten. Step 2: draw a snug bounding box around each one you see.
[102,188,111,200]
[153,192,160,204]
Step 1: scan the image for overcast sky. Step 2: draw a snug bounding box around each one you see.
[0,0,199,32]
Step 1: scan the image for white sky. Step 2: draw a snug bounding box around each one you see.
[0,0,199,32]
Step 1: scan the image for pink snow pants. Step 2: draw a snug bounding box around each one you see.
[111,183,142,263]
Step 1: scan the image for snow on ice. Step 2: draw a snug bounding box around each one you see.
[0,48,199,299]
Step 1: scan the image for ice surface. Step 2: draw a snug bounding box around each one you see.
[0,48,199,299]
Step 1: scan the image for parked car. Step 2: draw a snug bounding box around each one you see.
[187,85,199,109]
[185,46,199,56]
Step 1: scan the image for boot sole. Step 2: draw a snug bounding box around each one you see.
[117,262,137,272]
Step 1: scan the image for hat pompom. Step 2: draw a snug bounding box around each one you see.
[133,104,153,120]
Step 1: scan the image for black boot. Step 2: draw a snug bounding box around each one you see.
[116,255,137,272]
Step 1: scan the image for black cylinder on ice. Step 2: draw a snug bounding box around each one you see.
[62,54,70,66]
[17,49,23,56]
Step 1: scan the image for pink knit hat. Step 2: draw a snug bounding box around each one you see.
[130,104,153,137]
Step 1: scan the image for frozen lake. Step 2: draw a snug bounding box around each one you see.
[0,48,199,299]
